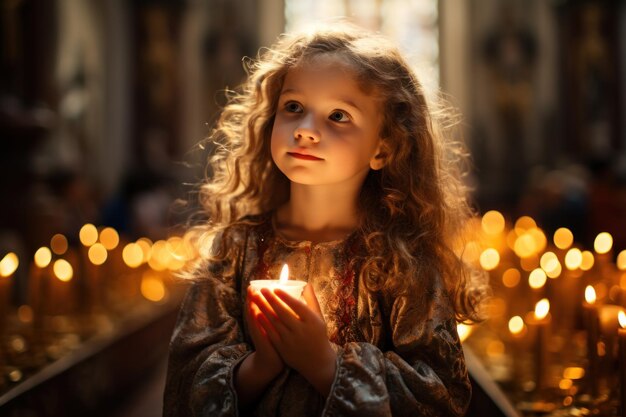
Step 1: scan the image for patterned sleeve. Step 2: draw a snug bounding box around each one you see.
[163,229,249,417]
[322,281,471,417]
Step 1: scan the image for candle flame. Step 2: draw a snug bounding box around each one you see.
[585,285,596,304]
[619,311,626,329]
[534,298,550,320]
[280,264,289,283]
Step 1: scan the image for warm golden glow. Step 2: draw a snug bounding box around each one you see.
[136,238,153,262]
[165,237,188,270]
[618,311,626,329]
[34,247,52,268]
[563,367,585,380]
[584,285,596,304]
[621,274,626,290]
[486,340,505,357]
[502,268,521,288]
[529,268,547,289]
[514,216,537,233]
[79,224,99,247]
[534,298,550,320]
[99,227,119,250]
[594,232,613,254]
[540,252,559,273]
[506,230,518,250]
[564,248,583,270]
[514,233,537,258]
[280,264,290,283]
[122,243,143,268]
[141,272,166,302]
[508,316,525,334]
[553,228,574,250]
[559,379,573,390]
[580,251,595,271]
[457,323,473,343]
[53,259,73,282]
[479,248,500,271]
[481,210,505,235]
[0,252,19,277]
[617,250,626,271]
[462,241,482,264]
[148,240,170,271]
[50,234,69,255]
[488,297,507,318]
[520,254,539,272]
[529,228,547,253]
[545,262,562,279]
[88,243,108,266]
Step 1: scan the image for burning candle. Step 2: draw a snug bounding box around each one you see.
[0,252,19,331]
[508,315,528,387]
[250,264,306,300]
[618,311,626,417]
[527,298,551,392]
[584,285,600,397]
[29,247,52,328]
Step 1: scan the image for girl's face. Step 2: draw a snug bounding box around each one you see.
[270,55,383,191]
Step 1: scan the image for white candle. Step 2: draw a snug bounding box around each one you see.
[618,311,626,417]
[584,286,600,397]
[250,264,306,300]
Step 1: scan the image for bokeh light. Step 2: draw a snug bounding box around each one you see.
[529,268,547,289]
[53,259,73,282]
[79,224,99,247]
[479,248,500,271]
[553,228,574,250]
[99,227,120,250]
[482,210,505,235]
[502,268,521,288]
[564,248,583,270]
[594,232,613,254]
[34,247,52,268]
[50,234,68,255]
[88,243,108,266]
[0,252,19,277]
[123,243,143,268]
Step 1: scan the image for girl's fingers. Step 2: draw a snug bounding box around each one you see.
[254,306,281,343]
[251,293,289,334]
[302,284,323,319]
[272,288,313,321]
[259,289,301,329]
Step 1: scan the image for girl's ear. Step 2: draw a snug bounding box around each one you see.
[369,141,386,171]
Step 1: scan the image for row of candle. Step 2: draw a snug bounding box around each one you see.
[0,224,195,392]
[459,211,626,415]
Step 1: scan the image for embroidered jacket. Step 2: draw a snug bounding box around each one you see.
[163,213,471,416]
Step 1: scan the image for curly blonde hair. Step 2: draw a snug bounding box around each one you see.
[184,22,486,323]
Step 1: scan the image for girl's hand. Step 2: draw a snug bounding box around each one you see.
[245,286,285,378]
[250,285,337,396]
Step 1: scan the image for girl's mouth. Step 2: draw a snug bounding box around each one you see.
[287,152,323,161]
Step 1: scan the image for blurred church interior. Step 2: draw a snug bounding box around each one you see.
[0,0,624,416]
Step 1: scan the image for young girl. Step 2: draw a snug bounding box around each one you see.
[164,22,485,417]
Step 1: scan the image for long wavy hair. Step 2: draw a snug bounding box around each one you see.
[183,23,487,323]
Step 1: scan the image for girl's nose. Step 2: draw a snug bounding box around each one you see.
[294,116,320,143]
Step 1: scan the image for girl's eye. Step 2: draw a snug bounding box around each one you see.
[329,110,350,123]
[284,101,303,113]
